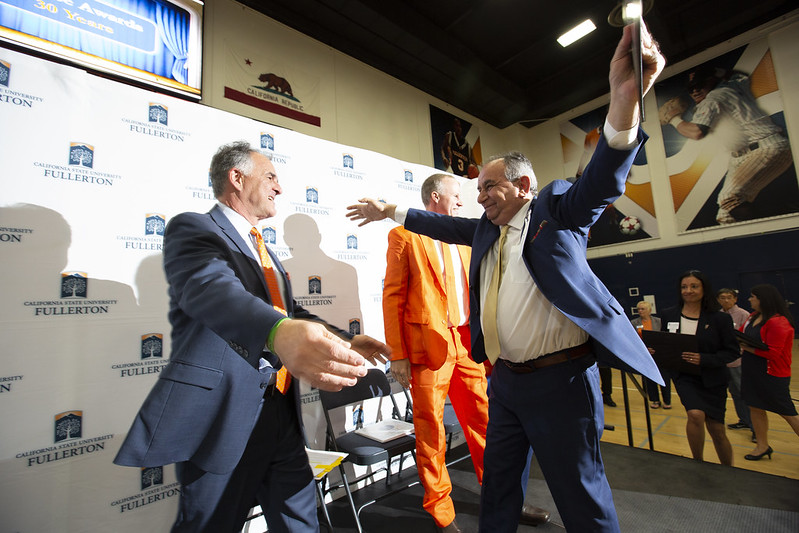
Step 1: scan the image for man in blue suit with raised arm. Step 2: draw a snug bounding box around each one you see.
[347,22,666,533]
[115,141,390,532]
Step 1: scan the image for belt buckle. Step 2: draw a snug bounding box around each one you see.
[503,359,536,374]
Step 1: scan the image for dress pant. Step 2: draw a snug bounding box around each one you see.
[726,365,751,427]
[480,354,620,533]
[645,370,672,405]
[598,365,613,398]
[172,384,319,533]
[410,324,489,527]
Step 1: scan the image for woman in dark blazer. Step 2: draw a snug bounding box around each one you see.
[659,270,739,465]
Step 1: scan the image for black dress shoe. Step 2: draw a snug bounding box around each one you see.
[519,504,551,526]
[438,519,463,533]
[727,421,749,430]
[603,395,617,408]
[744,446,773,461]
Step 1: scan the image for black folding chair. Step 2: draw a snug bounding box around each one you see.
[318,368,417,532]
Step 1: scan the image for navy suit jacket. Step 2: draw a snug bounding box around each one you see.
[405,132,662,383]
[115,205,338,474]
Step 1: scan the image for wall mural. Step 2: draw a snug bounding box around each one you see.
[655,39,798,232]
[560,106,658,247]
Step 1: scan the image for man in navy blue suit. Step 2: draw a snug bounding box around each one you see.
[347,23,666,533]
[115,141,390,532]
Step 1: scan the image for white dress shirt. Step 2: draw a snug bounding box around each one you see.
[478,202,588,362]
[217,202,288,305]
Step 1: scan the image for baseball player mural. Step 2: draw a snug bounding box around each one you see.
[656,40,798,231]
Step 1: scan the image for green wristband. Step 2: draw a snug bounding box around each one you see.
[267,317,290,353]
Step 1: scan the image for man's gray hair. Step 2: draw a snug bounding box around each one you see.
[420,173,454,207]
[209,141,257,198]
[487,151,538,195]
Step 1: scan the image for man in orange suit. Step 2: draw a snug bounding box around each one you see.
[383,174,549,532]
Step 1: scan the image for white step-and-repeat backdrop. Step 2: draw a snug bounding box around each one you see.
[0,46,470,532]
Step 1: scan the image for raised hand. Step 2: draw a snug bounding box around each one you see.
[345,198,396,227]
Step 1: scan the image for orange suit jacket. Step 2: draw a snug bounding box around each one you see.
[383,225,471,371]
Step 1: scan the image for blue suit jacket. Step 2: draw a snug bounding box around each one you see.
[405,132,662,383]
[115,206,337,474]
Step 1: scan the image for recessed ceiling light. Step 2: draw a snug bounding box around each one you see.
[557,19,597,47]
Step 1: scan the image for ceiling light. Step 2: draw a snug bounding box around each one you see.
[557,20,597,47]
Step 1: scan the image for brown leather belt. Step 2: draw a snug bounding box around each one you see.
[500,342,592,374]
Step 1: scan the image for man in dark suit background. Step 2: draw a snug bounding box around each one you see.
[114,141,389,532]
[347,22,666,533]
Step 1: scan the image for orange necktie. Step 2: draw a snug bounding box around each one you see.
[441,243,461,326]
[250,227,291,394]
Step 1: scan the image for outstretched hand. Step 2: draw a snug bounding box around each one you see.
[349,334,391,365]
[272,319,370,391]
[607,19,666,131]
[345,198,396,227]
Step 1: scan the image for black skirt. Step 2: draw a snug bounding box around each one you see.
[741,351,797,416]
[673,373,727,422]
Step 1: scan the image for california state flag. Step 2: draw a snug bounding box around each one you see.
[224,43,321,127]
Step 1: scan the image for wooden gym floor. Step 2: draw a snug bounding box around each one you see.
[600,341,799,480]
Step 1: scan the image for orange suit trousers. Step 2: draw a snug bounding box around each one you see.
[410,324,489,527]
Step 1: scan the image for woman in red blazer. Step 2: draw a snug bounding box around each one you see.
[739,284,799,460]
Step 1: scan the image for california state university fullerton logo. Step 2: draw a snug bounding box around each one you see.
[144,214,166,236]
[261,133,274,151]
[68,142,94,168]
[61,272,88,298]
[24,272,117,316]
[331,153,363,181]
[121,103,187,142]
[54,411,82,443]
[0,60,9,87]
[141,466,163,490]
[108,466,180,513]
[262,226,277,245]
[398,169,420,192]
[258,132,289,164]
[148,103,168,125]
[141,334,163,359]
[308,276,321,294]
